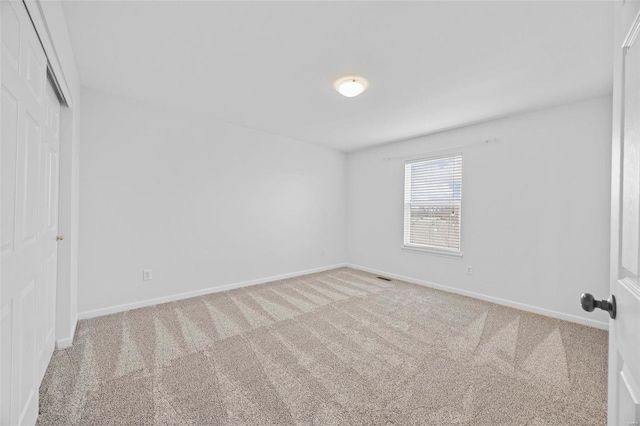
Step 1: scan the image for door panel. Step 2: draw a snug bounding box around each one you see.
[1,0,61,424]
[1,87,18,255]
[22,113,41,244]
[37,80,60,381]
[1,0,20,71]
[45,253,56,349]
[622,34,640,275]
[618,360,640,423]
[0,302,13,426]
[612,280,640,421]
[611,2,640,424]
[18,280,36,425]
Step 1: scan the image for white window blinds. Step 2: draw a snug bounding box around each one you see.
[404,153,462,252]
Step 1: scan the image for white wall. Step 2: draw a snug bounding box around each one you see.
[347,96,612,328]
[78,88,347,315]
[78,88,611,328]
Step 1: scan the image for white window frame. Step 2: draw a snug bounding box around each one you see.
[402,153,463,258]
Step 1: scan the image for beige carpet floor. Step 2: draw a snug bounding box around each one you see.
[38,267,608,425]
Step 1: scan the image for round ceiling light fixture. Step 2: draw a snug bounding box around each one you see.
[334,76,369,98]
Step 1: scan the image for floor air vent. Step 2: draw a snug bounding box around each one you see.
[376,276,392,281]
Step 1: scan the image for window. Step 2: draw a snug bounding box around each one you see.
[404,153,462,254]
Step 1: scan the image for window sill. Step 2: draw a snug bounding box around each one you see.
[401,245,463,259]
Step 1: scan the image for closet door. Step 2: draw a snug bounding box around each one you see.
[1,0,61,424]
[36,75,60,384]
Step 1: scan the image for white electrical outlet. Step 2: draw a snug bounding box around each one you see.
[143,269,152,281]
[466,265,473,275]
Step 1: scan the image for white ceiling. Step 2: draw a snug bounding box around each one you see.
[62,1,613,152]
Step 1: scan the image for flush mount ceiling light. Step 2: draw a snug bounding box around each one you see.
[334,76,369,98]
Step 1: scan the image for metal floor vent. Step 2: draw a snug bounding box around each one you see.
[376,276,392,281]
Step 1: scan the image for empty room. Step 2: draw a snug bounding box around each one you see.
[1,0,638,424]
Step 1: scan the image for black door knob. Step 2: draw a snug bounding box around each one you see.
[581,293,616,319]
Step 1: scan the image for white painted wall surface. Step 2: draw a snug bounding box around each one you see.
[347,96,612,328]
[78,88,347,315]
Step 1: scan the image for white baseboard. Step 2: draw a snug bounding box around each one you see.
[347,263,609,331]
[76,261,608,330]
[78,263,347,320]
[56,336,73,349]
[55,313,78,349]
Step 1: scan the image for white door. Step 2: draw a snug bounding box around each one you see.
[609,2,640,424]
[37,74,61,382]
[1,0,61,424]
